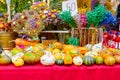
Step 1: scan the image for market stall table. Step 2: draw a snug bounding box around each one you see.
[0,64,120,80]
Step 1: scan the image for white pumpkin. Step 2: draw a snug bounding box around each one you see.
[73,56,83,66]
[2,50,12,58]
[85,51,98,57]
[40,51,55,65]
[92,43,102,52]
[86,44,92,51]
[12,52,24,63]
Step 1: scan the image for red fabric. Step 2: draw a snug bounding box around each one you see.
[0,64,120,80]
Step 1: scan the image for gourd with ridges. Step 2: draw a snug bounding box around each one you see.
[83,56,95,66]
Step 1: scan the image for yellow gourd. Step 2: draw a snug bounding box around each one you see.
[64,54,72,65]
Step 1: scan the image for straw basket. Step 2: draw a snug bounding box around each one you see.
[0,32,18,50]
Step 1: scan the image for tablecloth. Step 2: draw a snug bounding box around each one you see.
[0,64,120,80]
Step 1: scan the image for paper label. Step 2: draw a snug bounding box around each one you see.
[62,0,78,16]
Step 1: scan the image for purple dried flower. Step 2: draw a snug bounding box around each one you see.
[29,19,36,27]
[12,13,22,21]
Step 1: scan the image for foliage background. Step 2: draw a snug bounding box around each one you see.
[0,0,42,17]
[0,0,63,17]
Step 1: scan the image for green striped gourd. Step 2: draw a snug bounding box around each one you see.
[83,56,95,66]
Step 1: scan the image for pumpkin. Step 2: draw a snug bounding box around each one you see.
[107,48,116,53]
[99,50,111,59]
[95,56,104,65]
[114,55,120,64]
[104,56,115,66]
[0,55,11,65]
[83,56,95,66]
[34,51,44,58]
[23,53,39,65]
[54,42,63,49]
[11,48,23,55]
[13,58,24,67]
[12,52,24,63]
[64,54,72,65]
[2,50,12,58]
[55,58,64,65]
[73,56,83,66]
[79,47,88,55]
[92,43,102,52]
[40,51,55,65]
[63,45,74,54]
[85,51,98,58]
[69,49,79,57]
[15,38,38,46]
[32,44,44,52]
[35,54,40,63]
[86,44,92,51]
[52,49,61,54]
[54,52,62,60]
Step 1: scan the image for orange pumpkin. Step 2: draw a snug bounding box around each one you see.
[99,51,109,59]
[64,54,72,65]
[104,56,115,66]
[107,48,116,53]
[23,53,39,65]
[54,42,63,49]
[79,47,88,55]
[63,45,74,54]
[114,55,120,64]
[15,38,39,46]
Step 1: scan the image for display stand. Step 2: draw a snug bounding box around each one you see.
[41,30,70,43]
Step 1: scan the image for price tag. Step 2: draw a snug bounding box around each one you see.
[62,0,78,16]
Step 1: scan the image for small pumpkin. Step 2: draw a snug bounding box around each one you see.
[99,50,110,59]
[40,51,55,65]
[95,56,104,65]
[55,58,64,65]
[0,55,11,65]
[92,43,102,52]
[85,51,98,58]
[73,56,83,66]
[32,43,44,52]
[15,38,38,46]
[69,49,79,57]
[79,47,88,55]
[23,53,38,65]
[63,45,74,54]
[107,48,116,53]
[54,52,62,60]
[52,49,60,54]
[12,52,24,63]
[2,50,12,58]
[13,58,24,67]
[64,54,72,65]
[54,42,63,49]
[83,56,95,66]
[114,55,120,64]
[104,56,115,66]
[11,48,23,55]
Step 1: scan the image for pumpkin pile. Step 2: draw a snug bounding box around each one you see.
[0,42,120,67]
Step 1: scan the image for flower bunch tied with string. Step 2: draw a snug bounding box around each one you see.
[31,1,70,30]
[59,10,79,46]
[11,10,44,41]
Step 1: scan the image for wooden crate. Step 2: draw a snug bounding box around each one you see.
[79,27,103,46]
